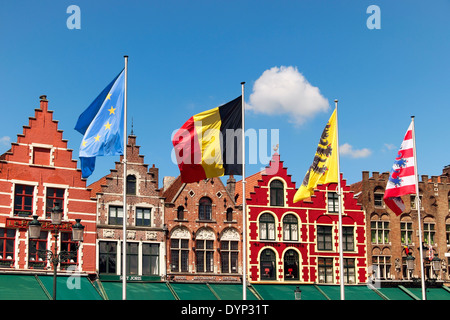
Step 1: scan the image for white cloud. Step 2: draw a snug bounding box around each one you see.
[0,136,10,146]
[340,143,372,158]
[247,66,329,125]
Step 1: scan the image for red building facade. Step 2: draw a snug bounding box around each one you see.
[162,176,243,282]
[0,96,97,274]
[236,153,367,284]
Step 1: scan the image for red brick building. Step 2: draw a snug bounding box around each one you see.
[0,95,97,274]
[351,170,450,284]
[162,175,243,282]
[89,134,166,280]
[236,153,367,284]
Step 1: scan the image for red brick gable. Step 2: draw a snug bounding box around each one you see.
[0,95,97,273]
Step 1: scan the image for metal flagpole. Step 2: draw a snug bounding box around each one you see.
[334,99,345,300]
[411,116,426,300]
[122,55,128,300]
[241,82,247,300]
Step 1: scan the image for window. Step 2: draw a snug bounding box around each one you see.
[221,241,238,273]
[177,206,184,220]
[371,220,390,244]
[411,195,422,209]
[0,229,15,267]
[342,227,354,251]
[374,188,384,207]
[283,214,298,241]
[318,257,333,283]
[199,197,212,220]
[373,255,392,280]
[401,221,413,245]
[170,239,189,272]
[270,180,284,206]
[142,243,159,275]
[126,175,136,195]
[60,232,78,270]
[446,221,450,245]
[260,249,276,280]
[123,242,139,275]
[46,188,65,219]
[284,250,299,280]
[343,259,356,284]
[424,223,435,246]
[99,241,117,274]
[226,208,233,222]
[327,192,339,213]
[136,207,151,226]
[317,226,333,251]
[196,239,214,273]
[259,213,275,240]
[109,206,123,225]
[14,185,34,217]
[29,231,48,269]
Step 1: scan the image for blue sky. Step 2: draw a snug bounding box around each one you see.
[0,0,449,189]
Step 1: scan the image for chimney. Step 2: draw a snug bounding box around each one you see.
[227,175,236,198]
[40,95,48,112]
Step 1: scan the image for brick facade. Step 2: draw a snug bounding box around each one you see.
[89,134,166,279]
[162,175,243,282]
[236,153,367,284]
[0,96,97,274]
[351,170,450,284]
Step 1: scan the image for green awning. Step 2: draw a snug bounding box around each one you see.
[315,285,385,300]
[37,275,103,300]
[406,287,450,300]
[169,283,218,300]
[0,274,49,300]
[376,287,414,300]
[101,281,177,300]
[208,283,258,300]
[252,284,329,300]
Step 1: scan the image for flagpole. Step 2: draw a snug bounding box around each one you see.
[334,99,345,300]
[411,116,426,300]
[122,55,128,300]
[241,82,247,300]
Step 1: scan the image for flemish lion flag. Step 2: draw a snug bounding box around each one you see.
[172,96,242,183]
[293,109,338,202]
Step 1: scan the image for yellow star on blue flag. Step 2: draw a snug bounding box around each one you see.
[75,69,125,178]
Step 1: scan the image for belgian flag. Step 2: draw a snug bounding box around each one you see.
[172,96,243,183]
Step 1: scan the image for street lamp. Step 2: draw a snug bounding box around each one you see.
[431,253,441,279]
[405,251,415,277]
[27,204,85,300]
[294,286,302,300]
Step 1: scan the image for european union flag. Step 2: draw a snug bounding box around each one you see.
[75,70,125,178]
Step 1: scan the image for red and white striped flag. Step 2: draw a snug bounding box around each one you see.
[384,121,417,215]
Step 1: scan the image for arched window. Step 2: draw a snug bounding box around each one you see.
[259,213,275,240]
[260,249,276,280]
[126,175,136,195]
[284,250,299,280]
[270,180,284,206]
[283,214,298,241]
[177,206,184,220]
[199,197,212,220]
